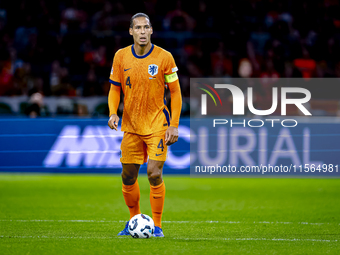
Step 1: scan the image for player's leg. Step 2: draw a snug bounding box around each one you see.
[118,163,141,236]
[118,132,147,236]
[122,163,141,218]
[144,131,167,237]
[147,160,166,237]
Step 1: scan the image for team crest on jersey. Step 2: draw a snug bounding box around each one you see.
[148,64,158,76]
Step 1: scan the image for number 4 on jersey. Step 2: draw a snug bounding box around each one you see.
[126,76,131,88]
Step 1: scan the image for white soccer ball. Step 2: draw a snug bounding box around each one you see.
[128,214,155,238]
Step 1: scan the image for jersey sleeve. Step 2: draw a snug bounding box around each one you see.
[168,79,182,128]
[164,52,178,76]
[163,52,181,128]
[108,84,121,116]
[109,50,122,86]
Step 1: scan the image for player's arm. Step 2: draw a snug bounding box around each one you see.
[165,72,182,145]
[108,50,122,131]
[108,85,120,131]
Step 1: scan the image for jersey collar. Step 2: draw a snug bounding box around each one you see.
[131,44,154,59]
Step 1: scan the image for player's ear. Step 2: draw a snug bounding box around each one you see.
[150,26,153,35]
[129,27,133,35]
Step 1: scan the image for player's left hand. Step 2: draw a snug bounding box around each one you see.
[165,126,178,146]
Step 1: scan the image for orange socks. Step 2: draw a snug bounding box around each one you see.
[150,181,166,228]
[122,180,165,227]
[122,180,141,219]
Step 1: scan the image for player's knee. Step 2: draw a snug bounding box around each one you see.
[147,170,162,186]
[121,171,137,185]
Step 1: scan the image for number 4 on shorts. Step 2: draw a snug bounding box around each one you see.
[157,139,164,152]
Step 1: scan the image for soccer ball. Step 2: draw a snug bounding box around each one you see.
[128,214,155,238]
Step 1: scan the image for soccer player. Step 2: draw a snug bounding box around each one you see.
[107,13,182,237]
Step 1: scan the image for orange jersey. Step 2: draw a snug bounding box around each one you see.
[109,44,179,135]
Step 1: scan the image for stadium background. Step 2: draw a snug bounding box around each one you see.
[1,2,340,255]
[0,0,340,173]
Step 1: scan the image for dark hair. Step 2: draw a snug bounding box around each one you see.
[129,13,151,28]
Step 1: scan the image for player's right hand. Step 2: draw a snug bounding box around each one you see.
[108,114,119,131]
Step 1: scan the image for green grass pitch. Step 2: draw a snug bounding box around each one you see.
[0,174,339,254]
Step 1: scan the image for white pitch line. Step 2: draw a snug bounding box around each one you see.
[173,237,338,242]
[0,235,337,242]
[0,235,113,239]
[0,220,126,223]
[0,219,337,225]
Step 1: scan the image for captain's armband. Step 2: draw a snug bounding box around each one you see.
[164,72,178,83]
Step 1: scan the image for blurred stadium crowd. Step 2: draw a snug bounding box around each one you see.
[0,0,340,117]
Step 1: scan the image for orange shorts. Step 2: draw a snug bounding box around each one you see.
[120,130,167,165]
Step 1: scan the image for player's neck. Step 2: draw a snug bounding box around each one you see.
[133,43,152,56]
